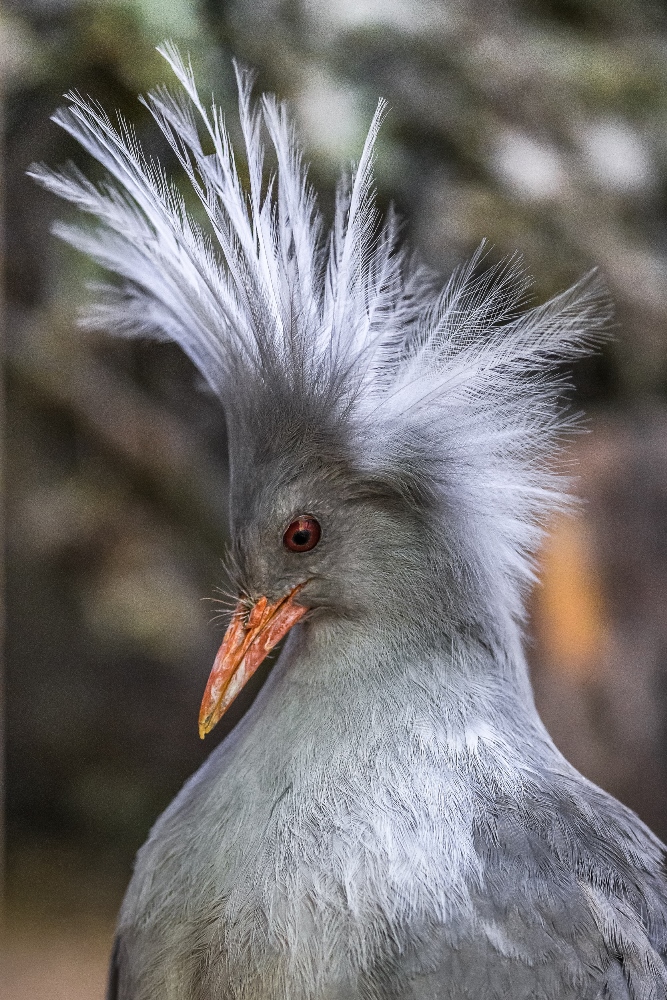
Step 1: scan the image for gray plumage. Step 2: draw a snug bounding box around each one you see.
[31,45,667,1000]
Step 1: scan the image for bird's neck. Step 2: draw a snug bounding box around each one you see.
[275,605,551,768]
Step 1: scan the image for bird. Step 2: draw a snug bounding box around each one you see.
[31,43,667,1000]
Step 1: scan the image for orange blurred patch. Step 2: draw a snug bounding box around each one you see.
[534,515,610,681]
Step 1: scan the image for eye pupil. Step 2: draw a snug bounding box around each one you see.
[284,515,321,552]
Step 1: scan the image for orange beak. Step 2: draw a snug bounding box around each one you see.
[198,584,308,738]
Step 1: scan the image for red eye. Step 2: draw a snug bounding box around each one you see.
[283,515,321,553]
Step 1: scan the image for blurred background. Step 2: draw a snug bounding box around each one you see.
[3,0,667,996]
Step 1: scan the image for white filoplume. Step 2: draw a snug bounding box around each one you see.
[32,45,667,1000]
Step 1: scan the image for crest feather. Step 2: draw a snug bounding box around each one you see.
[29,45,611,621]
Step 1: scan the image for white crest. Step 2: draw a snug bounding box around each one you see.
[30,44,610,624]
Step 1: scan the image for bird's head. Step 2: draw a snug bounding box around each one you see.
[200,393,437,736]
[31,44,610,738]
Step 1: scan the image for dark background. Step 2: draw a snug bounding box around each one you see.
[4,1,667,996]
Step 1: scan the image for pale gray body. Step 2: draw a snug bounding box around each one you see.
[32,45,667,1000]
[109,619,667,1000]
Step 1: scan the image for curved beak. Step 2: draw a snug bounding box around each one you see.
[198,583,308,738]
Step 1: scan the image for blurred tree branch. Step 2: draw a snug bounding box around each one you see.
[8,325,229,554]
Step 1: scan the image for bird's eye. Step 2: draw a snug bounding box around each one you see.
[283,515,321,553]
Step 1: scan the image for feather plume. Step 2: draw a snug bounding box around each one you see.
[29,45,611,624]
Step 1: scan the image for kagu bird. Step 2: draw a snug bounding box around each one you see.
[32,45,667,1000]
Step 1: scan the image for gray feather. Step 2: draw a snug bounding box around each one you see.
[30,45,667,1000]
